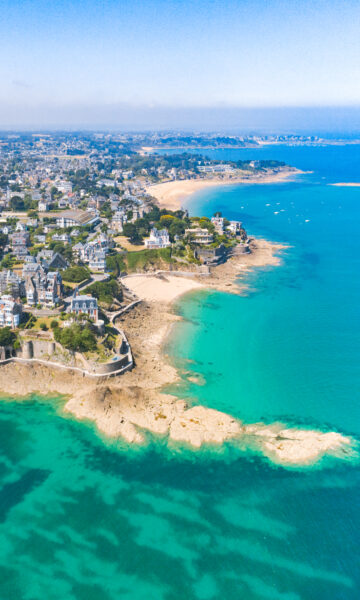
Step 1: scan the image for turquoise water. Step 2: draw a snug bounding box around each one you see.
[1,145,360,598]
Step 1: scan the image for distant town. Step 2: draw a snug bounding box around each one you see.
[0,131,290,376]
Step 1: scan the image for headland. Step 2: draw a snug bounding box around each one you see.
[0,237,356,468]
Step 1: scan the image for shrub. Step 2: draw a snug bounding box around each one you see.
[106,253,126,277]
[40,323,48,331]
[50,320,59,329]
[61,265,90,283]
[84,279,123,305]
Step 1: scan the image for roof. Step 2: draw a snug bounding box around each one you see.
[57,210,98,225]
[71,294,97,302]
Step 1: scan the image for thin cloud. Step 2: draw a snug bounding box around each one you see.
[12,80,32,89]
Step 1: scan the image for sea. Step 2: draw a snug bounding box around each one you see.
[0,144,359,599]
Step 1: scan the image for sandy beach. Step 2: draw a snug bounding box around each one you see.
[122,273,204,303]
[147,168,301,210]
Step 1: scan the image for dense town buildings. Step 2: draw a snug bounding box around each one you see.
[0,131,258,332]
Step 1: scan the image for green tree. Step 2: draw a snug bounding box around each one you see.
[123,223,142,243]
[146,205,161,221]
[54,322,97,352]
[1,254,14,269]
[169,219,185,240]
[61,266,90,283]
[0,233,8,249]
[0,327,16,347]
[85,279,123,305]
[10,196,25,211]
[48,241,72,262]
[159,215,176,229]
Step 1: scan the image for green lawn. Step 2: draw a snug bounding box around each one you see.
[126,247,173,271]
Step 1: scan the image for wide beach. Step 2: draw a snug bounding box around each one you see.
[147,167,301,210]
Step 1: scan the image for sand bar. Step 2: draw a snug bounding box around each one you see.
[329,182,360,187]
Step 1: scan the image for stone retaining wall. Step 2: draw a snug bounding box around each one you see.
[0,330,133,379]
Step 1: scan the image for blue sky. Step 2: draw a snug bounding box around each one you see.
[1,0,360,129]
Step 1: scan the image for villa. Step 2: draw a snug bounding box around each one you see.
[185,227,214,245]
[211,216,225,234]
[145,228,171,249]
[0,271,25,298]
[0,295,23,328]
[70,292,98,321]
[38,200,51,212]
[25,269,63,307]
[227,220,243,235]
[10,231,30,259]
[88,249,107,272]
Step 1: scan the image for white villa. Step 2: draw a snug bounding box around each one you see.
[145,228,171,249]
[227,220,243,235]
[185,228,214,245]
[211,216,225,234]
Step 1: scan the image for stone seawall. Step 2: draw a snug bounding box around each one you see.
[0,355,133,379]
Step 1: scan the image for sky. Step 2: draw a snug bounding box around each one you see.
[1,0,360,130]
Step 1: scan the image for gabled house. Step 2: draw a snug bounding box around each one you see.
[10,231,30,259]
[25,268,63,307]
[37,250,69,271]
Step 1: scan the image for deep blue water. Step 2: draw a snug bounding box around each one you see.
[0,145,359,599]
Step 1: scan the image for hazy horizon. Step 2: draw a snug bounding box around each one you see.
[0,105,360,135]
[1,0,360,131]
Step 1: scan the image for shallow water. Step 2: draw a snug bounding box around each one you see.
[0,145,360,598]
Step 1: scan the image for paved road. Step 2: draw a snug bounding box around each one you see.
[62,272,110,306]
